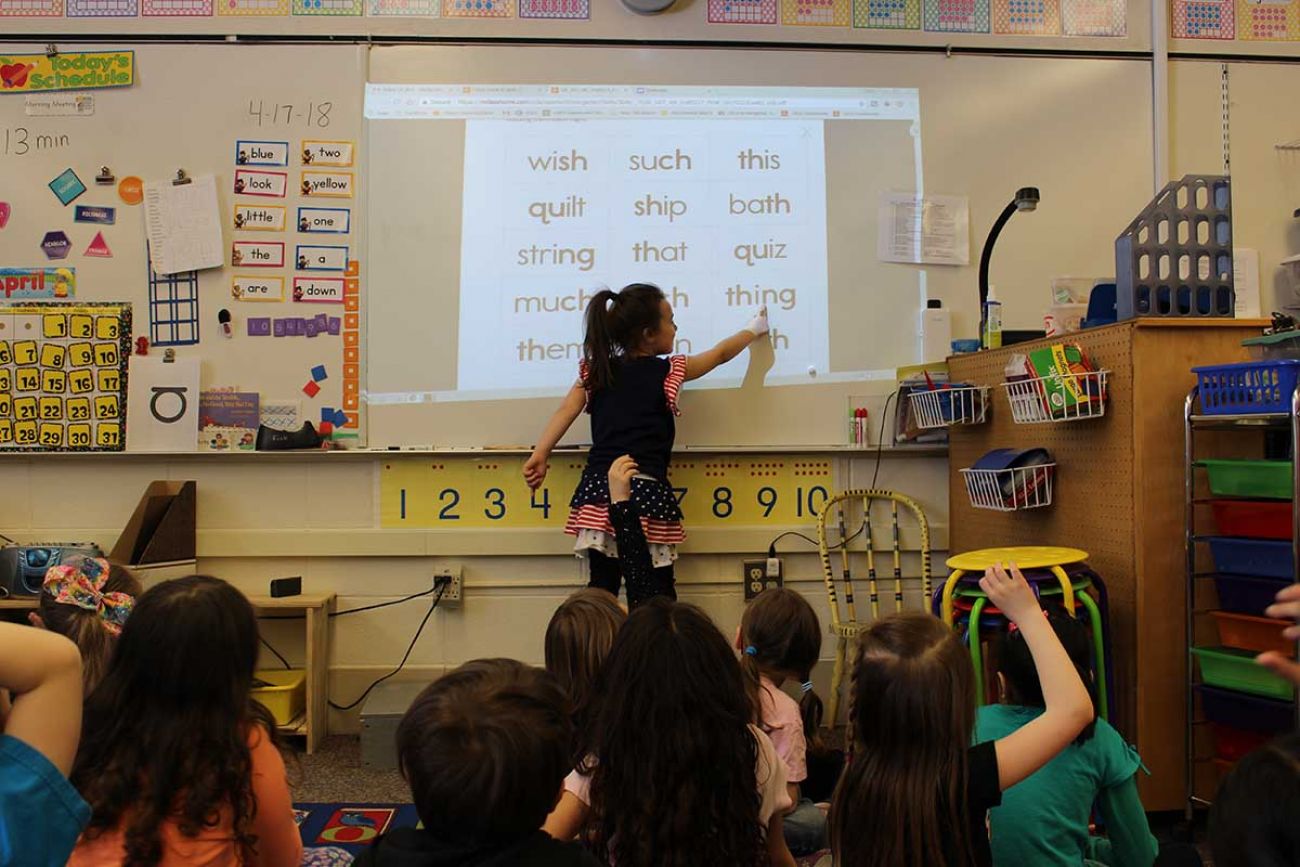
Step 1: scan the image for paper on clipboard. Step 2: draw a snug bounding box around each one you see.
[143,174,224,275]
[877,193,970,266]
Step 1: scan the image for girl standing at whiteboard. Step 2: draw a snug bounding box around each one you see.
[524,283,768,607]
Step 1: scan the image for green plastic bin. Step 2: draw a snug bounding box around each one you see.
[1192,646,1295,701]
[1202,460,1294,500]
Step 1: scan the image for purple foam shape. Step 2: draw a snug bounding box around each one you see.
[327,317,341,336]
[248,318,272,337]
[273,318,287,337]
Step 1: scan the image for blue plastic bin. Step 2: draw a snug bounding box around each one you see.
[1208,537,1294,579]
[1193,360,1300,415]
[1214,574,1292,616]
[1197,685,1295,734]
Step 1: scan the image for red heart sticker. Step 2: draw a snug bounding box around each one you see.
[0,202,9,230]
[0,63,33,89]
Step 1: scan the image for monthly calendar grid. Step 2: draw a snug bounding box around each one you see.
[708,0,778,22]
[443,0,513,15]
[1237,0,1298,40]
[0,0,63,17]
[1060,0,1125,34]
[923,0,990,31]
[781,0,851,25]
[519,0,587,17]
[854,0,921,28]
[1172,0,1234,37]
[994,0,1060,33]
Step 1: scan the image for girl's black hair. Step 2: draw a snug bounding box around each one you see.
[71,575,281,866]
[582,283,667,392]
[738,588,825,753]
[1210,733,1300,867]
[998,607,1098,743]
[580,598,768,867]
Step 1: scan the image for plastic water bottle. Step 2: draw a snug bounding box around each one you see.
[982,285,1003,350]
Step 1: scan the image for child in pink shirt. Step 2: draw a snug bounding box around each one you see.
[738,588,828,856]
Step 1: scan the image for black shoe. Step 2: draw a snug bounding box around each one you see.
[256,422,322,450]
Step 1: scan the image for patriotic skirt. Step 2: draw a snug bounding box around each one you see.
[566,469,684,567]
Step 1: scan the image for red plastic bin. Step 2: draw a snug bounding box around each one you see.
[1212,611,1295,655]
[1211,500,1293,540]
[1211,723,1271,762]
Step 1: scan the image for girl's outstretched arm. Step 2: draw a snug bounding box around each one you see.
[0,622,82,775]
[685,307,769,382]
[980,563,1093,790]
[524,382,587,490]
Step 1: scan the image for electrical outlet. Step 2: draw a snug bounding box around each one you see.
[434,567,462,606]
[743,558,782,600]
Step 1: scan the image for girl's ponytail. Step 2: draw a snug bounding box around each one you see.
[798,670,825,753]
[739,641,765,723]
[741,588,825,746]
[583,288,618,392]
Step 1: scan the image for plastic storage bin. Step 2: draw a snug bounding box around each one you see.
[1193,360,1300,416]
[1192,646,1295,700]
[1211,499,1293,539]
[1244,331,1300,361]
[251,669,306,727]
[1213,574,1292,617]
[1202,460,1293,500]
[1211,611,1294,655]
[1197,684,1295,733]
[1211,723,1271,762]
[1208,537,1293,579]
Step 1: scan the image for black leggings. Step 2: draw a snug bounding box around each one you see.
[588,550,676,608]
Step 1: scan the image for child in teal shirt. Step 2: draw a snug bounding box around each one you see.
[976,612,1157,867]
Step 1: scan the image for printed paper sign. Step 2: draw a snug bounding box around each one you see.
[301,171,353,198]
[297,207,350,233]
[25,94,94,116]
[233,169,288,198]
[231,241,285,268]
[232,275,285,301]
[234,204,286,232]
[126,356,199,452]
[235,140,290,167]
[293,277,345,303]
[295,245,348,272]
[74,205,115,224]
[301,140,355,167]
[0,267,74,299]
[0,51,133,94]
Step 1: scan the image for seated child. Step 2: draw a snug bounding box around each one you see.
[545,587,626,763]
[1209,733,1300,867]
[31,556,139,696]
[356,658,602,867]
[976,610,1157,867]
[69,575,302,867]
[0,621,88,866]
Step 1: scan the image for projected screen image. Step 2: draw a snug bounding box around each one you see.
[365,84,922,403]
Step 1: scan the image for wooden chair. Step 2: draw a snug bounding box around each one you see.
[817,489,933,727]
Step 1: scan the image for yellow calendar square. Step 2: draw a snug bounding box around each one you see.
[12,397,35,422]
[41,370,66,394]
[93,343,119,367]
[97,369,121,393]
[38,397,62,421]
[68,343,93,368]
[0,369,11,393]
[14,420,36,446]
[40,344,66,369]
[0,394,10,418]
[66,424,91,448]
[95,422,121,448]
[69,315,93,339]
[69,369,94,394]
[42,315,68,339]
[38,423,63,448]
[0,420,13,444]
[15,367,39,393]
[13,341,37,366]
[95,316,120,340]
[65,398,91,422]
[0,341,12,365]
[94,395,120,420]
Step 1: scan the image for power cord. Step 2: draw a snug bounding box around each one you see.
[259,636,292,670]
[327,580,448,712]
[259,584,444,621]
[870,390,899,491]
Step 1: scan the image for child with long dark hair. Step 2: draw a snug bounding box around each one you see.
[978,610,1157,866]
[543,598,797,867]
[30,556,139,697]
[738,587,829,856]
[1210,733,1300,867]
[830,564,1093,867]
[69,575,302,867]
[544,587,626,762]
[524,283,767,606]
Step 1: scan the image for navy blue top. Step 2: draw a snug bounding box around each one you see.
[582,355,684,482]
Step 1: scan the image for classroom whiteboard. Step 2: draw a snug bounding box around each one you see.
[0,43,366,447]
[364,44,1154,448]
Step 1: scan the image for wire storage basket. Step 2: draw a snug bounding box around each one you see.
[960,463,1057,511]
[1003,371,1109,424]
[909,386,990,429]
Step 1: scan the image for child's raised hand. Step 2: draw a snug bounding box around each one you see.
[979,562,1041,627]
[745,306,770,337]
[1265,583,1300,641]
[523,452,548,491]
[609,455,638,504]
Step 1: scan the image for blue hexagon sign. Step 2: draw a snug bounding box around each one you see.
[41,230,70,260]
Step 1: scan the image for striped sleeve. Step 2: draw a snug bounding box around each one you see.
[664,355,688,416]
[578,359,591,413]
